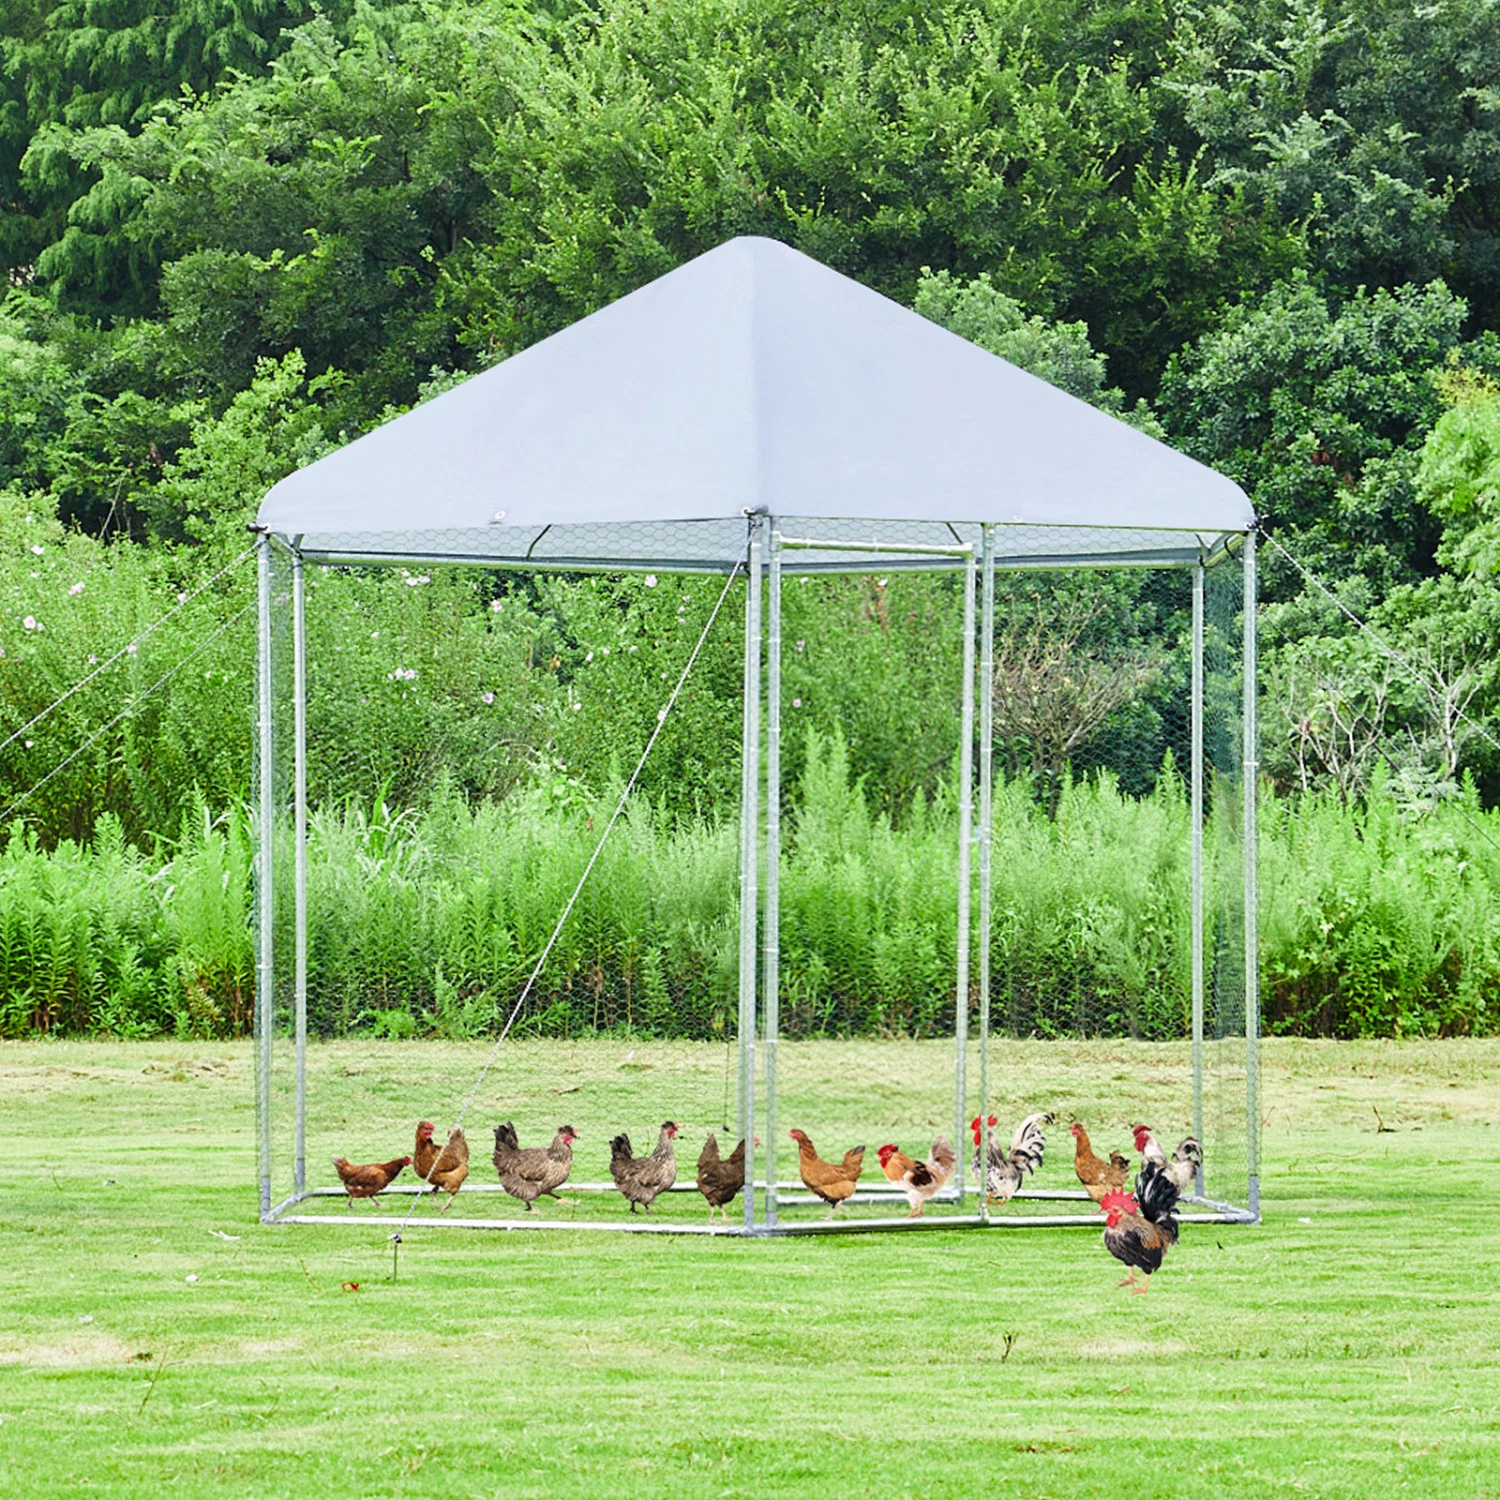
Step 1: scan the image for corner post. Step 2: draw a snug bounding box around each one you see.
[763,531,782,1227]
[977,527,995,1221]
[953,545,976,1201]
[1242,529,1260,1220]
[738,524,763,1231]
[255,530,275,1221]
[1191,561,1205,1198]
[292,550,309,1198]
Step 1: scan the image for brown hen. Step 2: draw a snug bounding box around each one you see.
[789,1129,865,1218]
[413,1119,470,1212]
[331,1154,411,1207]
[1070,1120,1129,1204]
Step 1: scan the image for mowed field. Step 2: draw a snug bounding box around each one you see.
[1,1035,1497,1500]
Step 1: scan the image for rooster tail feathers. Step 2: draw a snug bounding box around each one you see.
[929,1136,957,1174]
[1135,1160,1182,1224]
[1006,1111,1050,1175]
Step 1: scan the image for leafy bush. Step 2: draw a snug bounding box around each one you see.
[5,757,1497,1041]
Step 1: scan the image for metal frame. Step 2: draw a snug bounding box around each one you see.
[254,520,1261,1234]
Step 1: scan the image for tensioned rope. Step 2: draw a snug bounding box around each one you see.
[1261,529,1500,859]
[1263,530,1500,760]
[399,539,753,1227]
[0,598,257,825]
[1,541,257,757]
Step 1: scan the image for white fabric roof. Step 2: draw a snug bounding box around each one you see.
[258,236,1251,571]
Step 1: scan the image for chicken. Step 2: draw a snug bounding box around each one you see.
[1132,1124,1202,1196]
[331,1153,411,1207]
[492,1122,578,1212]
[609,1121,679,1213]
[1069,1120,1130,1204]
[1100,1160,1182,1294]
[696,1131,756,1221]
[413,1119,470,1212]
[788,1129,865,1218]
[876,1136,957,1218]
[970,1111,1050,1206]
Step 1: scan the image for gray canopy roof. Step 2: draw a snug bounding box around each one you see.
[258,236,1252,573]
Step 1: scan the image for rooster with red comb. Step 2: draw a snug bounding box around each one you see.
[970,1110,1050,1206]
[1100,1159,1181,1294]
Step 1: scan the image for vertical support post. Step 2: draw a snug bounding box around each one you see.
[738,526,763,1232]
[255,531,274,1221]
[1242,530,1260,1220]
[292,551,309,1199]
[763,532,782,1227]
[1190,562,1205,1198]
[953,546,976,1201]
[977,528,995,1222]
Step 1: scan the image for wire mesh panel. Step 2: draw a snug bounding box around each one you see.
[253,518,1257,1232]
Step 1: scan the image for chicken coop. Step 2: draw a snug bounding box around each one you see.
[251,236,1260,1236]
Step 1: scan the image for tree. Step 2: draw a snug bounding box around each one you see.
[1417,366,1500,579]
[1158,273,1495,597]
[3,0,333,316]
[1158,0,1500,327]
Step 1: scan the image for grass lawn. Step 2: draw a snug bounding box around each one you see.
[1,1035,1497,1499]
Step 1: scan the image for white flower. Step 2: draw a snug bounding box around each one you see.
[371,630,380,639]
[795,640,805,652]
[644,575,657,587]
[877,577,887,586]
[573,703,582,711]
[403,575,430,586]
[657,708,668,722]
[628,645,638,653]
[600,646,609,656]
[792,698,802,708]
[585,651,594,662]
[87,654,98,665]
[176,592,186,603]
[490,599,503,612]
[126,642,137,654]
[23,616,38,629]
[481,692,494,705]
[30,544,44,556]
[68,582,85,596]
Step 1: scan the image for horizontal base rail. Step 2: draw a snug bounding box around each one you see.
[265,1189,1257,1233]
[295,1179,1107,1201]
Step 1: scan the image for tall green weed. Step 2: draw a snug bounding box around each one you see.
[2,761,1498,1040]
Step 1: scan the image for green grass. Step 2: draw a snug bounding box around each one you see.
[2,1037,1498,1498]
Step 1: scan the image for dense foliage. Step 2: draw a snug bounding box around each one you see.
[4,758,1497,1042]
[5,0,1500,1035]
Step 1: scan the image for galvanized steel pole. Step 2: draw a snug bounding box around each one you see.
[1191,562,1205,1198]
[977,527,995,1222]
[738,525,763,1231]
[293,551,309,1199]
[763,532,782,1227]
[953,546,976,1200]
[255,532,274,1220]
[1242,530,1260,1220]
